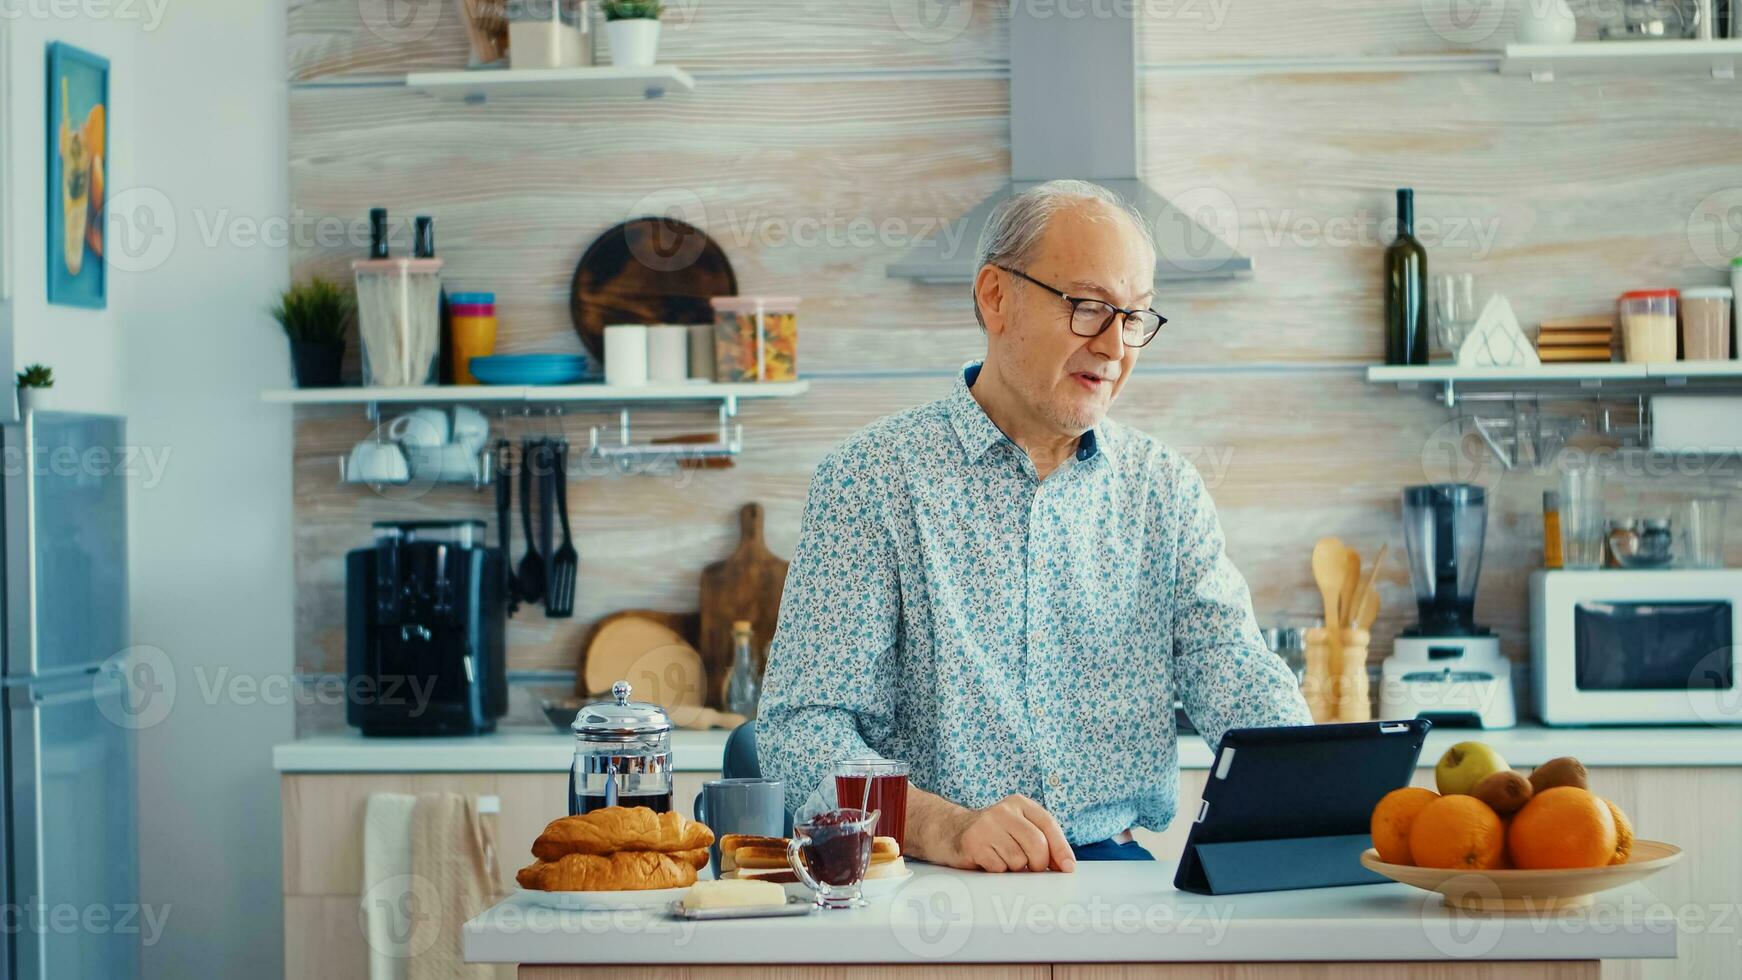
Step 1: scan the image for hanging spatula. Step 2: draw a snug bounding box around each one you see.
[516,437,546,605]
[547,440,578,618]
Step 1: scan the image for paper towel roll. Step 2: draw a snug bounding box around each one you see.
[604,324,649,387]
[648,325,690,383]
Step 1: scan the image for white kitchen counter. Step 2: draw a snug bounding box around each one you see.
[273,723,1742,773]
[462,862,1676,966]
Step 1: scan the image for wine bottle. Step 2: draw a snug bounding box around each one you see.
[368,207,389,259]
[1384,188,1428,365]
[415,215,457,385]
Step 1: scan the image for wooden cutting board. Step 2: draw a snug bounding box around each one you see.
[698,503,789,709]
[578,610,708,717]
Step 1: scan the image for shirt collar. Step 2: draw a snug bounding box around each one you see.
[947,362,1108,465]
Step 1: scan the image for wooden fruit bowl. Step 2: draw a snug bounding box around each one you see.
[1361,840,1683,912]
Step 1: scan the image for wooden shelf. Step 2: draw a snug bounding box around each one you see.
[261,380,808,406]
[1501,40,1742,81]
[404,65,695,103]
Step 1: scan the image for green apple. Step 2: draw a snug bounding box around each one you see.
[1435,741,1510,796]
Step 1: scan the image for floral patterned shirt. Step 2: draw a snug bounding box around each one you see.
[757,364,1311,845]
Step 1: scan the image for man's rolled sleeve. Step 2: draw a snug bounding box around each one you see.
[757,449,902,816]
[1166,458,1312,753]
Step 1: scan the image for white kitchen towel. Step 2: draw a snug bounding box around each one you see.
[361,792,418,980]
[408,793,509,980]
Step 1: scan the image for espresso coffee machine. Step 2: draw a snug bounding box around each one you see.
[1379,484,1517,728]
[346,520,507,736]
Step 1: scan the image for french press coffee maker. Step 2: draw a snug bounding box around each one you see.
[569,681,674,815]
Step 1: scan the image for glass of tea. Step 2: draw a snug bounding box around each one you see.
[787,808,879,909]
[834,756,909,851]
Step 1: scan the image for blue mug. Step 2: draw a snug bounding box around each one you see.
[693,777,788,878]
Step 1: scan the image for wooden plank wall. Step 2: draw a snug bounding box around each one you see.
[287,0,1742,732]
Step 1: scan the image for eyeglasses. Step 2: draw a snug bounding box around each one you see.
[994,265,1167,348]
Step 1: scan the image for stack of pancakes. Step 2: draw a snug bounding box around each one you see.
[720,833,905,884]
[516,807,715,891]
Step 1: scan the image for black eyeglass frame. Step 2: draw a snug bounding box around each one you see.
[993,264,1168,348]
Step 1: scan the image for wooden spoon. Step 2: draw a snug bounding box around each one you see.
[1311,538,1349,720]
[1312,538,1349,630]
[1339,549,1361,627]
[1356,586,1380,632]
[1348,543,1389,630]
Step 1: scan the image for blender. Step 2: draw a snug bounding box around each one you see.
[1378,484,1517,728]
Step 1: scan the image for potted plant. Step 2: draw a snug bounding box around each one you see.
[602,0,662,68]
[271,277,354,388]
[15,364,55,416]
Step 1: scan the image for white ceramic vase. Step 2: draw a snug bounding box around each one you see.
[1518,0,1577,45]
[606,18,660,67]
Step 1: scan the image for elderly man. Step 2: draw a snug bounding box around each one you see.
[757,180,1311,872]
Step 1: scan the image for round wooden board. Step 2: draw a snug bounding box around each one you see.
[582,613,707,716]
[569,217,737,361]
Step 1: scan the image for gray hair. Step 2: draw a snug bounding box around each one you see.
[972,179,1156,329]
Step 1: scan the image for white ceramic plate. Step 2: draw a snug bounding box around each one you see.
[522,886,691,911]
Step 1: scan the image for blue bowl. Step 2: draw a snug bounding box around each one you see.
[468,354,595,386]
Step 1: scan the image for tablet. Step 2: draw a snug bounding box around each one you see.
[1173,719,1432,895]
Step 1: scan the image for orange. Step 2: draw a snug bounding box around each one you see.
[1508,786,1617,870]
[1370,787,1439,865]
[1408,794,1505,870]
[1606,799,1634,866]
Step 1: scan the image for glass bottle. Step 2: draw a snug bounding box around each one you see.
[1385,188,1428,365]
[725,619,761,719]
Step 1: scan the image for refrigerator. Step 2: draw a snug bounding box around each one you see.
[0,413,137,978]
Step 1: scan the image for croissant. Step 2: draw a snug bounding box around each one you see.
[516,848,708,892]
[530,807,715,861]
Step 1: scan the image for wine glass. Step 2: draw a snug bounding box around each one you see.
[1432,273,1479,358]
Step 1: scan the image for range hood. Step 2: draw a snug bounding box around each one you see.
[887,4,1252,284]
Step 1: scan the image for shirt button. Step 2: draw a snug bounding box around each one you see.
[1047,773,1062,788]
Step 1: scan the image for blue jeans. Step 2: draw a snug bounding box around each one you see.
[1071,838,1155,862]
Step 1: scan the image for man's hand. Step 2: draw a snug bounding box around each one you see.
[906,787,1076,873]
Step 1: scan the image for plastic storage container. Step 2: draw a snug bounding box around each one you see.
[508,0,591,69]
[1681,286,1733,361]
[354,257,444,387]
[1617,289,1678,364]
[710,296,799,382]
[448,292,498,386]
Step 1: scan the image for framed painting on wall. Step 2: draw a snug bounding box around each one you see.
[45,41,106,309]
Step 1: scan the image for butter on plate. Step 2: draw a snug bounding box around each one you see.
[681,878,786,911]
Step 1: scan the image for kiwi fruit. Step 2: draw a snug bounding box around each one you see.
[1529,756,1588,794]
[1472,770,1533,815]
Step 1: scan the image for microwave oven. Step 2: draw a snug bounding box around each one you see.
[1531,570,1742,726]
